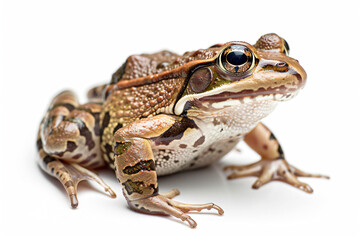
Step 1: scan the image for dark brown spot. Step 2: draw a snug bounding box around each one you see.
[123,160,155,175]
[93,112,100,136]
[113,123,123,134]
[72,154,82,160]
[100,111,111,138]
[65,117,94,150]
[122,180,157,196]
[208,147,215,153]
[193,136,205,147]
[66,141,77,152]
[50,103,75,112]
[104,144,114,162]
[64,181,74,188]
[179,144,187,149]
[263,144,268,150]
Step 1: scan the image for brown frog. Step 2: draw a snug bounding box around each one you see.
[37,33,328,228]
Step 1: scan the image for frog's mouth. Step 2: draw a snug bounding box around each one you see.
[198,85,299,103]
[174,82,301,115]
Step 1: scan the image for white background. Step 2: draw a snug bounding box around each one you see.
[1,0,359,239]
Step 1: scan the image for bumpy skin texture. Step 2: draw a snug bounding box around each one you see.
[38,33,328,228]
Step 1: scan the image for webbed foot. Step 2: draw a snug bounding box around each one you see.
[129,189,224,228]
[224,158,329,193]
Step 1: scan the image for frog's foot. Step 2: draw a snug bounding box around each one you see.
[224,159,329,193]
[40,158,116,208]
[129,189,224,228]
[65,163,117,206]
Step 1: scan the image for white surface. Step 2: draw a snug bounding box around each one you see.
[1,0,359,239]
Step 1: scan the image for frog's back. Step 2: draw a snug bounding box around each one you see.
[99,47,222,169]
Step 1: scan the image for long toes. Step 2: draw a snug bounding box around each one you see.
[290,165,330,179]
[169,200,224,215]
[282,171,314,193]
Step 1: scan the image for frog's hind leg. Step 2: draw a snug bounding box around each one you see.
[37,90,116,207]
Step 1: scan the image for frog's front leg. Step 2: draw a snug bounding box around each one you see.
[225,122,329,193]
[113,115,224,228]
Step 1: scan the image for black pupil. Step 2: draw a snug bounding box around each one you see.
[226,51,247,66]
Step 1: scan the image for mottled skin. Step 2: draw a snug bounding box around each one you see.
[37,33,328,228]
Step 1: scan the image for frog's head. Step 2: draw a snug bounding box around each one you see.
[174,33,306,116]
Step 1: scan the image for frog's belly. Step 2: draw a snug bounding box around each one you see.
[153,137,241,176]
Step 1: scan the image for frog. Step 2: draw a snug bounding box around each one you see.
[37,33,328,228]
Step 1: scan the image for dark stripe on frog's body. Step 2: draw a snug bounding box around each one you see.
[122,179,158,196]
[123,160,155,175]
[49,103,76,113]
[151,117,198,146]
[64,117,95,151]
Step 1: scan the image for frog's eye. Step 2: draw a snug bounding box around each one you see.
[189,67,213,93]
[218,45,254,75]
[282,38,290,55]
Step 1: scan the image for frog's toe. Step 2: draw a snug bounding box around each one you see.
[130,194,223,228]
[69,193,79,208]
[225,158,328,193]
[40,156,116,208]
[161,189,180,199]
[168,199,224,215]
[66,163,117,199]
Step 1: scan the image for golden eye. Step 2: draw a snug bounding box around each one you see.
[218,45,254,75]
[189,67,212,93]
